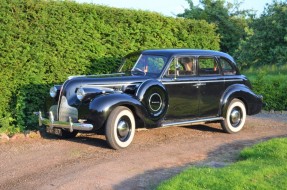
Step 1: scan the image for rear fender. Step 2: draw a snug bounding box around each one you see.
[220,84,262,116]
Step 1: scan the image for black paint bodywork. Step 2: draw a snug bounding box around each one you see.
[44,49,263,132]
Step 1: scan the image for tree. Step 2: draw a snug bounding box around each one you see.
[236,1,287,68]
[178,0,253,55]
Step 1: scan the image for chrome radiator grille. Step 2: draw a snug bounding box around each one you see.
[58,96,78,122]
[49,105,58,121]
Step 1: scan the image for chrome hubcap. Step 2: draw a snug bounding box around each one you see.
[230,109,241,127]
[117,118,130,141]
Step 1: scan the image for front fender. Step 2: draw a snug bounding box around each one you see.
[87,93,148,130]
[220,84,263,116]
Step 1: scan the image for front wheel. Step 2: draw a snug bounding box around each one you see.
[221,99,246,133]
[105,106,136,149]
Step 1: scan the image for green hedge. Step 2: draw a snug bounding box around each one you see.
[0,0,219,134]
[251,73,287,111]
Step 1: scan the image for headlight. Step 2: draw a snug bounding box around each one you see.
[49,86,58,98]
[76,88,86,101]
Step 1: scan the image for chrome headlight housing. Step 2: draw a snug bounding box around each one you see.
[76,88,86,101]
[49,86,58,98]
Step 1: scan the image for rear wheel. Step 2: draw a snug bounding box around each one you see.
[105,106,135,149]
[221,99,246,133]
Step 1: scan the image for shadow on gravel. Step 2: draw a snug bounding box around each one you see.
[113,134,287,190]
[114,164,190,190]
[38,124,224,150]
[68,136,110,149]
[181,124,224,133]
[39,127,110,149]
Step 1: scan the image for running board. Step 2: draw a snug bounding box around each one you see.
[162,117,224,128]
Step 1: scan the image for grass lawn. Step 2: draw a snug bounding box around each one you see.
[157,138,287,190]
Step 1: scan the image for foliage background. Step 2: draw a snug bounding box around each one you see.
[236,1,287,68]
[249,71,287,111]
[0,0,220,133]
[178,0,252,55]
[179,0,287,112]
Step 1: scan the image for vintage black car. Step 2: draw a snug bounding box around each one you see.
[36,49,263,149]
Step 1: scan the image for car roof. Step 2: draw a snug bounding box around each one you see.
[141,49,235,63]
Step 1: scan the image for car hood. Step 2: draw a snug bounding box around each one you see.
[60,73,152,106]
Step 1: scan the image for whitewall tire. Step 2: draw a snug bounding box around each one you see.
[105,106,135,149]
[221,99,246,133]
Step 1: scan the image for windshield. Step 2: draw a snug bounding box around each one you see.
[119,52,140,73]
[131,54,167,76]
[119,53,167,76]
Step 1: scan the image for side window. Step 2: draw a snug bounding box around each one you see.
[198,57,220,75]
[219,58,236,75]
[165,56,195,77]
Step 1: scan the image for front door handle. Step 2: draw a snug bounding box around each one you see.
[193,83,206,88]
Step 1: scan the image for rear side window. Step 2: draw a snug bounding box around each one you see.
[198,57,220,75]
[219,58,236,75]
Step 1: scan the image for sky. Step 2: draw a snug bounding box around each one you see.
[75,0,274,17]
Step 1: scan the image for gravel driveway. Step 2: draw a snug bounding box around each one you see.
[0,113,286,190]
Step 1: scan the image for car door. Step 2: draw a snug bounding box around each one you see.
[197,56,225,117]
[161,56,199,120]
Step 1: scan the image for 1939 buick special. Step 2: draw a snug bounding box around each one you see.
[36,49,263,149]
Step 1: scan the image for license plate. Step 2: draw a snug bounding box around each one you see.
[46,127,62,136]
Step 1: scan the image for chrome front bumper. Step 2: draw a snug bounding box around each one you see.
[35,111,93,132]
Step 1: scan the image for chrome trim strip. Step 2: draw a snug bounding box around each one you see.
[162,79,242,85]
[162,81,197,85]
[224,79,244,82]
[68,73,125,80]
[162,117,224,127]
[83,82,142,88]
[36,111,93,131]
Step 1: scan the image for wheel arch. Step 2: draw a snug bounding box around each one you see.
[220,84,258,117]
